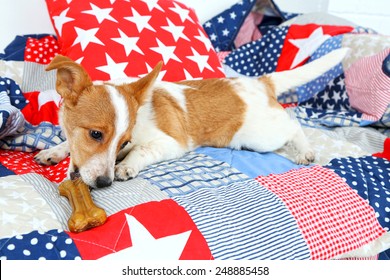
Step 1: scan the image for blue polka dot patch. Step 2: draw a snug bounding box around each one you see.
[325,156,390,231]
[0,77,27,110]
[223,26,288,76]
[0,229,80,260]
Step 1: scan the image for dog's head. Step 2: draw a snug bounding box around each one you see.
[47,55,161,188]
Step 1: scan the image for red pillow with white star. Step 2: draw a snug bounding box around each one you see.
[45,0,225,81]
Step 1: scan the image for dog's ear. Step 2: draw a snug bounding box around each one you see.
[46,55,93,106]
[130,61,162,104]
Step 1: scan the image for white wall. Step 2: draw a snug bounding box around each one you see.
[276,0,390,35]
[327,0,390,34]
[0,0,54,52]
[0,0,389,53]
[179,0,239,23]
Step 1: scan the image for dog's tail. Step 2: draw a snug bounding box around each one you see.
[266,48,349,96]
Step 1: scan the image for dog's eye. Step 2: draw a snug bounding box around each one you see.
[120,141,130,150]
[90,130,103,141]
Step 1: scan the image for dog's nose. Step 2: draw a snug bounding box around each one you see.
[95,176,112,188]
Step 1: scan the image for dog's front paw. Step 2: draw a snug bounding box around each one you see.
[115,164,139,181]
[295,150,315,165]
[34,148,69,166]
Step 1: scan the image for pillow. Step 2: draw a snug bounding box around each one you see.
[45,0,225,81]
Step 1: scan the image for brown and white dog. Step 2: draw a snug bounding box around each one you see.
[34,48,348,188]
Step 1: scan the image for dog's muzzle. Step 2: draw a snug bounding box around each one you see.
[69,167,112,188]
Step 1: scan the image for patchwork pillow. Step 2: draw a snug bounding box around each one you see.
[45,0,225,81]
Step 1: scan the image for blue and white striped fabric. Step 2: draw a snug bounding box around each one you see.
[141,151,310,259]
[173,178,310,259]
[139,152,248,196]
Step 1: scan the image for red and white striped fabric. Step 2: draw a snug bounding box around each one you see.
[256,165,386,259]
[345,48,390,122]
[234,12,263,49]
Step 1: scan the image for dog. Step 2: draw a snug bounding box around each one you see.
[34,48,348,188]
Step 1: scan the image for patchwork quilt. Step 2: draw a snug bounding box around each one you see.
[0,0,390,260]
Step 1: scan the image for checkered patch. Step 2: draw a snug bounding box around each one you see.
[139,152,249,197]
[256,165,386,259]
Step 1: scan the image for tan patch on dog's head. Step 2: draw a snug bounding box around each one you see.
[178,79,246,147]
[46,56,133,179]
[46,55,116,170]
[46,55,93,107]
[60,85,117,170]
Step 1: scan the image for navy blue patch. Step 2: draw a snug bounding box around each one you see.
[325,156,390,231]
[0,163,15,177]
[202,0,256,52]
[0,229,81,260]
[224,26,288,76]
[0,77,27,110]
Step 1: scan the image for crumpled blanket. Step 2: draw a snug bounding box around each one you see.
[0,77,26,139]
[0,35,63,151]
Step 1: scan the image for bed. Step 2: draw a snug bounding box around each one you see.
[0,0,389,260]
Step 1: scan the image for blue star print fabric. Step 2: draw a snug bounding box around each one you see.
[325,156,390,231]
[294,35,344,103]
[202,0,257,52]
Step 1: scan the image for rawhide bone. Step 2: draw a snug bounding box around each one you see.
[59,179,107,233]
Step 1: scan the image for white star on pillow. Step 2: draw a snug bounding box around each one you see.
[101,214,191,260]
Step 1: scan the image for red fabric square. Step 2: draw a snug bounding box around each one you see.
[45,0,225,81]
[67,199,213,260]
[22,91,61,125]
[276,24,353,71]
[24,35,60,64]
[373,138,390,160]
[0,150,68,183]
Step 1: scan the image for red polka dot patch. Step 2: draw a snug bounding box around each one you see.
[0,150,68,183]
[24,35,60,65]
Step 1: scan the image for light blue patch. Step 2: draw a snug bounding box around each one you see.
[196,146,306,178]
